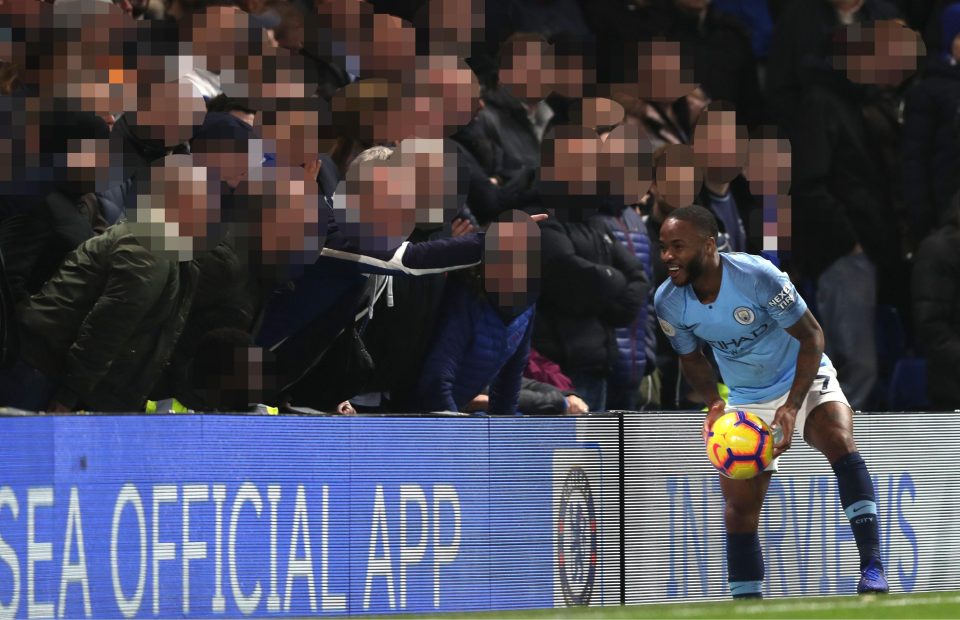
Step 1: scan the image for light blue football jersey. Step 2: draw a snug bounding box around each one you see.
[654,252,829,405]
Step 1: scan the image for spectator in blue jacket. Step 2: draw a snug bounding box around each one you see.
[417,210,541,414]
[596,196,656,411]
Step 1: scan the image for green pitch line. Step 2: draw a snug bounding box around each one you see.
[352,591,960,620]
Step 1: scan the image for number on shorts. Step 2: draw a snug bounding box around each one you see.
[815,374,830,395]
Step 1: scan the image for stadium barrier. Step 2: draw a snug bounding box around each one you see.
[0,411,955,618]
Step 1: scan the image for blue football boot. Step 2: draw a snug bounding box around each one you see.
[857,558,889,594]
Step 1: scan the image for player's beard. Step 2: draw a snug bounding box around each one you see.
[685,246,707,284]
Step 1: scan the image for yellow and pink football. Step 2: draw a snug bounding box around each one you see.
[706,410,775,479]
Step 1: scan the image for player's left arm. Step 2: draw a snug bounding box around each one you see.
[771,309,826,456]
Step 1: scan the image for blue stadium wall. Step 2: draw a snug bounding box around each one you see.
[0,412,955,618]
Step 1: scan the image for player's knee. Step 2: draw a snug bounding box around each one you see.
[724,500,761,532]
[807,425,856,461]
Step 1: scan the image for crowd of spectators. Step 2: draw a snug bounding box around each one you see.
[0,0,956,414]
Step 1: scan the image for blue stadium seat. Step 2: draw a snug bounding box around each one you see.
[887,358,929,411]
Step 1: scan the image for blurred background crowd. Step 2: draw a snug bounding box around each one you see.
[0,0,957,414]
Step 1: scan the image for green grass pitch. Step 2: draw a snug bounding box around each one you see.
[355,591,960,619]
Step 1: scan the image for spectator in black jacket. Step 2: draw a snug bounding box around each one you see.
[641,143,707,409]
[912,199,960,410]
[662,0,765,129]
[791,20,922,408]
[529,125,650,411]
[766,0,901,138]
[902,2,960,244]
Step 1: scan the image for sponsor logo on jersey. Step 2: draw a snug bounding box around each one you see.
[768,284,796,311]
[706,322,771,353]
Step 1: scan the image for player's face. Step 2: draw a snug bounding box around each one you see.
[660,218,711,286]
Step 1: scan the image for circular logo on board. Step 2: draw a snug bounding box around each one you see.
[658,318,677,337]
[558,466,597,607]
[734,307,756,325]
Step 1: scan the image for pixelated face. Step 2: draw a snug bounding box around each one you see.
[834,20,922,87]
[189,6,266,71]
[745,133,792,196]
[256,50,311,102]
[483,214,541,312]
[316,2,416,81]
[129,80,208,146]
[407,54,479,139]
[599,124,654,203]
[540,126,601,196]
[331,79,407,144]
[316,0,373,60]
[693,108,748,185]
[637,40,698,103]
[260,108,320,167]
[427,0,483,55]
[660,217,712,287]
[129,156,222,261]
[43,3,136,116]
[334,153,418,251]
[398,138,461,226]
[653,144,701,212]
[257,165,323,261]
[192,145,252,190]
[499,38,555,104]
[362,13,417,80]
[366,162,417,236]
[64,137,112,193]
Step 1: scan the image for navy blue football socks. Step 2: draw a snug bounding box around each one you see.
[832,451,882,571]
[727,532,764,598]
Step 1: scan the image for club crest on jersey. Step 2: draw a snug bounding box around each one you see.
[658,318,677,337]
[733,307,755,325]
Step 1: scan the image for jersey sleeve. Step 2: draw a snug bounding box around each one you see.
[654,285,699,355]
[753,257,808,328]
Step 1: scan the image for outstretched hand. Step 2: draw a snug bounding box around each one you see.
[450,218,477,237]
[304,158,323,182]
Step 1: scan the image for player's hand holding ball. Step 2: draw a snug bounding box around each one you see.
[702,399,726,445]
[770,404,797,457]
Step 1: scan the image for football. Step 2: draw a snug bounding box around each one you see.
[706,410,774,479]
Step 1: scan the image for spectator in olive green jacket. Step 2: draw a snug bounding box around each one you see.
[9,155,222,412]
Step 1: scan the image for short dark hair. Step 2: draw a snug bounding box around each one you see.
[665,204,720,239]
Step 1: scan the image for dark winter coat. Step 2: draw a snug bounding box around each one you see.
[417,276,535,414]
[790,72,900,281]
[902,56,960,241]
[530,204,650,378]
[471,88,543,179]
[912,205,960,409]
[596,205,656,388]
[663,4,764,128]
[766,0,901,135]
[16,222,200,411]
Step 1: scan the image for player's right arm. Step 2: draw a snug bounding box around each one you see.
[677,349,726,444]
[654,285,725,443]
